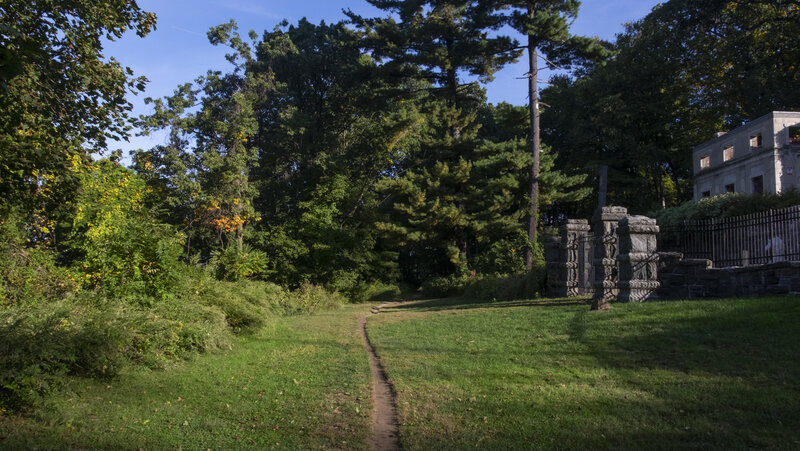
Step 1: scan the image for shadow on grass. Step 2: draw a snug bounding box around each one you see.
[388,295,591,312]
[584,297,800,378]
[374,295,800,448]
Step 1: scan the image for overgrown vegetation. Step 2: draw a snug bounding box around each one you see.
[0,305,373,449]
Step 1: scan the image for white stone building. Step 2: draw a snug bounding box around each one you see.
[693,111,800,201]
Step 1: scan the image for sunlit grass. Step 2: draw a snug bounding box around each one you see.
[369,297,800,450]
[0,305,373,450]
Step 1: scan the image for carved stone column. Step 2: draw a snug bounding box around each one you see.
[617,216,660,302]
[591,206,628,310]
[545,235,562,298]
[560,219,591,297]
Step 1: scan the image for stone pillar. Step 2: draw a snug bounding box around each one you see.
[545,235,561,297]
[591,206,628,310]
[617,216,660,302]
[560,219,591,297]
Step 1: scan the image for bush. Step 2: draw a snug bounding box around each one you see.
[461,271,545,302]
[471,231,530,275]
[350,280,405,303]
[66,160,183,299]
[209,244,268,282]
[275,283,346,316]
[0,258,347,411]
[421,266,546,301]
[420,273,470,298]
[0,292,234,409]
[651,188,800,229]
[0,211,79,307]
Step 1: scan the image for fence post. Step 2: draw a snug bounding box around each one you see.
[617,216,660,302]
[591,206,628,310]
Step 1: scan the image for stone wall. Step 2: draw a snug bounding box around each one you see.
[657,252,800,299]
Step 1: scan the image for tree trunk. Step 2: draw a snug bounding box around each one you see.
[525,31,540,272]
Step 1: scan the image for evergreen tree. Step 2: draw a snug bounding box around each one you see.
[249,19,419,289]
[480,0,606,270]
[350,0,520,277]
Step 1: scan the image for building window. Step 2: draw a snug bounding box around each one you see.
[725,183,735,193]
[723,145,734,161]
[752,175,764,194]
[750,133,763,149]
[790,126,800,144]
[702,191,711,198]
[700,156,710,169]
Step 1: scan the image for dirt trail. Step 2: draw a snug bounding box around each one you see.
[359,303,401,450]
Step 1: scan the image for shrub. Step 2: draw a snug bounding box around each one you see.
[66,160,183,299]
[420,273,470,298]
[651,188,800,229]
[275,282,346,316]
[462,270,545,302]
[0,212,79,307]
[350,280,404,303]
[0,291,236,410]
[209,244,267,282]
[471,231,530,275]
[0,299,130,408]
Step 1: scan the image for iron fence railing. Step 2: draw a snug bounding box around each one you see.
[658,205,800,267]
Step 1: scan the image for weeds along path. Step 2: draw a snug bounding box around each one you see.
[360,303,401,451]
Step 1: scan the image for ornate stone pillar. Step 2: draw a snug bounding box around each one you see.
[560,219,591,297]
[591,206,628,310]
[545,235,562,298]
[617,216,660,302]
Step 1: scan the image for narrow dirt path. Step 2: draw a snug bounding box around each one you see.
[359,304,401,450]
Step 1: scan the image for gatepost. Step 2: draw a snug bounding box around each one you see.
[591,206,628,310]
[617,216,660,302]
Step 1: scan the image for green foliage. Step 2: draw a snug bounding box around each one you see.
[274,283,346,317]
[350,280,405,304]
[420,273,471,298]
[67,160,183,298]
[0,0,155,203]
[461,270,545,302]
[542,0,800,215]
[0,261,347,410]
[0,292,232,409]
[471,230,530,275]
[209,244,267,282]
[650,189,800,229]
[0,207,79,306]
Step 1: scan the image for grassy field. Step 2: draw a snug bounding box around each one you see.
[368,296,800,450]
[3,296,799,450]
[0,305,373,450]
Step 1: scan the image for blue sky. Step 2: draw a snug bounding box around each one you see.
[106,0,662,154]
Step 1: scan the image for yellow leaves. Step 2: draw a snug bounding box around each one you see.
[210,214,248,232]
[16,127,35,137]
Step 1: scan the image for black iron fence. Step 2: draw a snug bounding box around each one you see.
[658,205,800,267]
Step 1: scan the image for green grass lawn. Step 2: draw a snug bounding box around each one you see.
[0,305,373,450]
[4,296,799,450]
[368,296,800,450]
